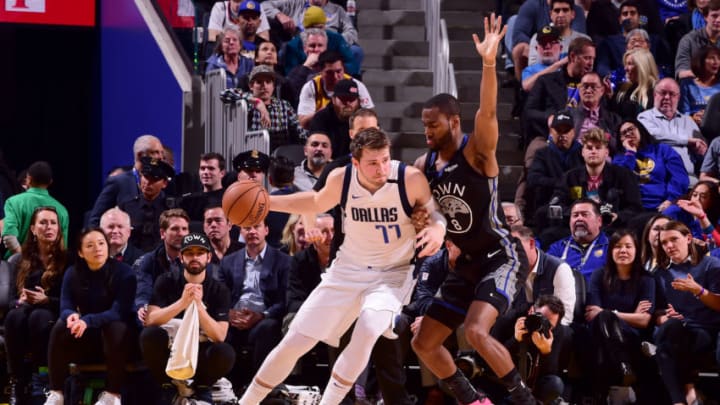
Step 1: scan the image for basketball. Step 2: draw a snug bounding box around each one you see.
[222,180,270,227]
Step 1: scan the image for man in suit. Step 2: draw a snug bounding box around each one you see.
[87,135,164,227]
[99,207,144,266]
[216,218,293,388]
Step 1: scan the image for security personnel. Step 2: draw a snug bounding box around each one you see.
[232,149,270,185]
[119,157,175,252]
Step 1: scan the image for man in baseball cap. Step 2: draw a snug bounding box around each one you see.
[550,109,574,134]
[140,231,235,403]
[181,232,213,255]
[248,65,276,84]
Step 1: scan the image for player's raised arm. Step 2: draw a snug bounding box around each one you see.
[269,167,344,215]
[465,13,506,177]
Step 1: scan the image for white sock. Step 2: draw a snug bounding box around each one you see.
[319,375,353,405]
[239,381,273,405]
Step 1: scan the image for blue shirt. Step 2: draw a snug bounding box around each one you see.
[205,53,255,88]
[60,261,137,328]
[587,268,655,333]
[521,62,555,82]
[547,233,609,284]
[612,143,689,210]
[237,245,267,313]
[679,77,720,115]
[655,255,720,330]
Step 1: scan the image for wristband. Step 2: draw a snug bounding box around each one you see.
[696,287,705,299]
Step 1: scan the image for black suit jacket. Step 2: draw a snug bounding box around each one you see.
[120,243,145,267]
[524,69,578,141]
[287,245,323,314]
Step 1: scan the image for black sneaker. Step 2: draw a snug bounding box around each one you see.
[508,381,539,405]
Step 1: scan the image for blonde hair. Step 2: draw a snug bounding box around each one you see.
[581,127,609,146]
[622,49,658,109]
[280,215,303,256]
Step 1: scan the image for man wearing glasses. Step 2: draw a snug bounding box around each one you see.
[521,25,566,93]
[525,37,596,145]
[571,71,621,148]
[638,77,708,186]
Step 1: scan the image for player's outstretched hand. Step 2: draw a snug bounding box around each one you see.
[472,12,506,64]
[415,222,444,258]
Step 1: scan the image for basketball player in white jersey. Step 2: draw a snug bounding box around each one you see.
[239,128,447,405]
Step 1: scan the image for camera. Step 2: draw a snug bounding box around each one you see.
[524,312,551,338]
[600,202,614,225]
[454,350,484,379]
[547,197,563,220]
[548,205,563,220]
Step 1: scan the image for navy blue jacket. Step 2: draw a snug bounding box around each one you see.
[133,244,182,311]
[216,245,292,320]
[655,255,720,330]
[87,170,139,227]
[59,261,137,327]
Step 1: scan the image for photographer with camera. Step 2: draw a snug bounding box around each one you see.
[506,295,573,405]
[511,226,577,326]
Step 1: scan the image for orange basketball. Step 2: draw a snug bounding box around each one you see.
[222,180,270,227]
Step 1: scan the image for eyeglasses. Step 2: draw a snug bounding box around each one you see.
[620,126,637,137]
[580,83,601,90]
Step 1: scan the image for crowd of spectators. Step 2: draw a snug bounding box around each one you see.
[4,0,720,404]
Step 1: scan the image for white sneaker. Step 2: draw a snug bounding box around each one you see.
[607,386,636,404]
[641,341,657,357]
[211,377,237,403]
[95,391,122,405]
[44,391,64,405]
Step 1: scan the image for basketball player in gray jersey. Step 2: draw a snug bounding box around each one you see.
[239,128,447,405]
[412,14,534,404]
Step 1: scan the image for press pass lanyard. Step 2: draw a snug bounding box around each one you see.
[561,238,597,271]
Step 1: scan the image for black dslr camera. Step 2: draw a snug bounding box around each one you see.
[524,312,552,338]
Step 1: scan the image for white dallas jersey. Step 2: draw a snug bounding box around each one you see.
[334,160,417,270]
